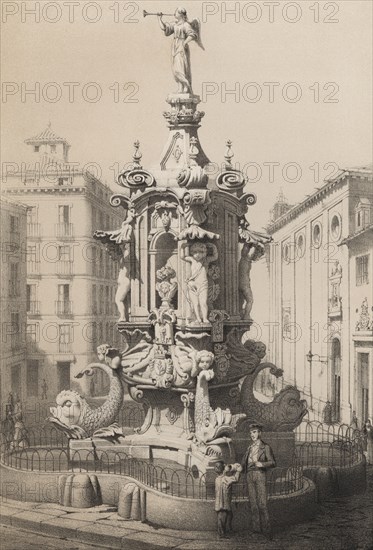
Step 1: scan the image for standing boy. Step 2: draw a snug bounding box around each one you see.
[214,462,242,539]
[241,423,276,539]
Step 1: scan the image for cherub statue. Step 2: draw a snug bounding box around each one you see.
[238,243,255,320]
[181,241,218,324]
[116,243,131,322]
[158,7,204,94]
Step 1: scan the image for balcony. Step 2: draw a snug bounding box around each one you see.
[27,223,41,238]
[55,301,73,316]
[57,261,73,277]
[55,223,74,238]
[27,261,41,276]
[58,342,72,353]
[27,301,40,315]
[26,339,38,353]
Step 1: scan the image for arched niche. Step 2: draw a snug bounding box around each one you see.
[149,230,178,310]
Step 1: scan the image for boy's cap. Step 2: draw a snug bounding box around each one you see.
[248,423,263,431]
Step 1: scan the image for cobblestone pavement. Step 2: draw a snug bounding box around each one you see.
[1,467,372,550]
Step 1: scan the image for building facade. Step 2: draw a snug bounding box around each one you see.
[2,125,123,406]
[0,196,27,408]
[266,166,373,425]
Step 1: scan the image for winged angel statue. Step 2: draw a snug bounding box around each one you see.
[157,8,204,94]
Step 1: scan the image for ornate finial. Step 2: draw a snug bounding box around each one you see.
[189,137,199,165]
[133,140,142,168]
[224,140,234,168]
[48,120,51,128]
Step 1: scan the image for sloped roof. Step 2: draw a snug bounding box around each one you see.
[25,123,69,145]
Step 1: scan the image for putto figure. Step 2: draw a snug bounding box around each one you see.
[116,243,131,322]
[181,241,218,324]
[157,8,204,94]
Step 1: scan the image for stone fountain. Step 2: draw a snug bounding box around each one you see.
[49,7,307,482]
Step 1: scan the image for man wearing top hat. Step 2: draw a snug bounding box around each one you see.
[241,423,276,539]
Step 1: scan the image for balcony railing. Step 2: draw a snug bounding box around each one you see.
[58,342,72,353]
[27,261,41,275]
[56,261,73,276]
[55,223,74,238]
[27,301,40,315]
[26,339,38,352]
[55,301,73,316]
[27,223,41,238]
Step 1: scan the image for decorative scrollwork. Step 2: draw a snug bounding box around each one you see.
[109,194,132,209]
[118,169,155,190]
[240,192,257,207]
[216,170,245,193]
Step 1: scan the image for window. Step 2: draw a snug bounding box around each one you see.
[296,234,305,258]
[92,285,97,314]
[58,245,71,262]
[100,285,104,314]
[9,264,19,296]
[27,244,39,263]
[34,146,39,153]
[59,324,71,352]
[312,222,322,248]
[11,313,20,349]
[10,215,19,233]
[106,286,110,314]
[50,144,56,153]
[330,214,341,241]
[91,206,96,230]
[356,255,369,286]
[57,284,71,314]
[27,360,39,398]
[58,205,70,224]
[26,323,39,351]
[26,284,38,313]
[27,207,37,224]
[91,246,97,276]
[58,177,69,186]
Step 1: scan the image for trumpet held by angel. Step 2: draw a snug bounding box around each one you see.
[149,7,204,94]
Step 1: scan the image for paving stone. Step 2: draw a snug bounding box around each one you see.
[9,510,50,530]
[33,508,68,517]
[174,541,251,550]
[0,504,25,525]
[76,523,135,548]
[39,516,92,538]
[1,499,39,510]
[62,511,112,522]
[121,530,183,549]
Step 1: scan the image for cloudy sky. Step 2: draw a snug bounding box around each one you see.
[2,0,372,229]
